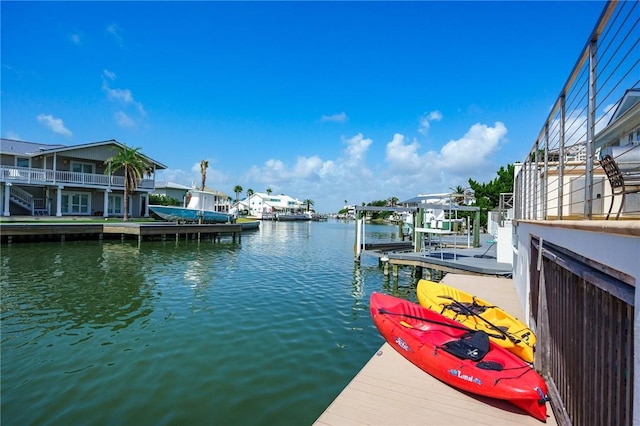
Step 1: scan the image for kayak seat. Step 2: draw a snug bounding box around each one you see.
[441,330,490,361]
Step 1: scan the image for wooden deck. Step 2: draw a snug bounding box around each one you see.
[314,274,557,426]
[0,221,243,243]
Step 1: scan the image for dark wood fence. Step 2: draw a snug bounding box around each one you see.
[530,238,635,426]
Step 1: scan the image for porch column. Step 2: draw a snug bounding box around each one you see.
[3,183,10,217]
[144,193,149,217]
[56,185,63,217]
[103,190,110,218]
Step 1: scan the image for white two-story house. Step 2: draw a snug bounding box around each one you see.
[0,138,166,218]
[242,192,305,218]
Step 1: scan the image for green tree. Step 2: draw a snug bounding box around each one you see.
[266,187,272,195]
[200,160,209,190]
[233,185,243,202]
[105,144,151,221]
[366,199,392,221]
[467,164,515,228]
[303,198,314,211]
[387,196,399,207]
[149,194,181,207]
[246,188,254,197]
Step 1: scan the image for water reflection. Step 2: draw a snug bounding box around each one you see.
[1,241,153,342]
[1,220,417,425]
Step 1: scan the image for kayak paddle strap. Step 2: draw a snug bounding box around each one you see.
[377,308,505,339]
[438,295,521,344]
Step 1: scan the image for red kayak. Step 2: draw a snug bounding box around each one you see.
[370,292,548,422]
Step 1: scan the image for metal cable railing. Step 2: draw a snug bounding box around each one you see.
[515,1,640,221]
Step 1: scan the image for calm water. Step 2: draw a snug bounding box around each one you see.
[1,220,418,425]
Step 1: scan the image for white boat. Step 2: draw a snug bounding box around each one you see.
[276,211,313,221]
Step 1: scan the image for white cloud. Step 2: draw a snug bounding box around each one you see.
[188,160,228,190]
[418,110,443,136]
[103,69,117,80]
[342,133,372,166]
[437,122,507,172]
[114,111,134,128]
[106,23,123,45]
[106,86,134,103]
[36,114,72,137]
[69,33,81,45]
[155,122,511,212]
[321,112,348,123]
[156,168,197,189]
[101,71,146,126]
[385,133,423,173]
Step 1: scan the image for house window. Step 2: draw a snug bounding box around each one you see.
[60,192,91,215]
[71,162,94,174]
[108,194,123,215]
[16,157,29,168]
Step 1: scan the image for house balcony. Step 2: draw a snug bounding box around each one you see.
[0,165,155,191]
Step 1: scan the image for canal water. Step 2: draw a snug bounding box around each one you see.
[1,220,418,425]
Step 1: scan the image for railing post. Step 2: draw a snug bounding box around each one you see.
[558,95,565,220]
[3,183,11,217]
[584,39,597,219]
[543,123,549,220]
[56,185,63,217]
[532,145,540,220]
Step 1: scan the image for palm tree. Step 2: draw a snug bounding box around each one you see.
[233,185,243,202]
[303,198,314,212]
[200,160,209,190]
[246,188,254,197]
[387,196,399,207]
[266,187,272,195]
[105,144,151,221]
[450,185,465,204]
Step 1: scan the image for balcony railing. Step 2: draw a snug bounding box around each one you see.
[515,1,640,221]
[0,165,155,190]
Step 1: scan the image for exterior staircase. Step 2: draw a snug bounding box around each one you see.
[9,186,50,215]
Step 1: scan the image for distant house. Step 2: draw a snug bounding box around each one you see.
[0,138,166,218]
[241,192,305,218]
[153,181,191,205]
[198,186,232,213]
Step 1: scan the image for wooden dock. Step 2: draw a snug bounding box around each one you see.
[0,222,243,244]
[361,234,512,277]
[314,274,557,426]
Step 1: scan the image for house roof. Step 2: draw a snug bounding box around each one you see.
[607,88,640,125]
[0,138,65,155]
[156,181,191,190]
[0,138,167,169]
[595,88,640,151]
[200,186,231,198]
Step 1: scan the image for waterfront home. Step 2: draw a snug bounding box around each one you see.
[0,138,166,218]
[239,192,307,218]
[194,186,232,214]
[500,3,639,423]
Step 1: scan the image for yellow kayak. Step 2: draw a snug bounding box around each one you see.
[416,279,536,363]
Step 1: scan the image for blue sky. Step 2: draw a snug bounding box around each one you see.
[1,1,607,212]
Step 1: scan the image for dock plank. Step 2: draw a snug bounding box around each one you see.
[314,274,556,426]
